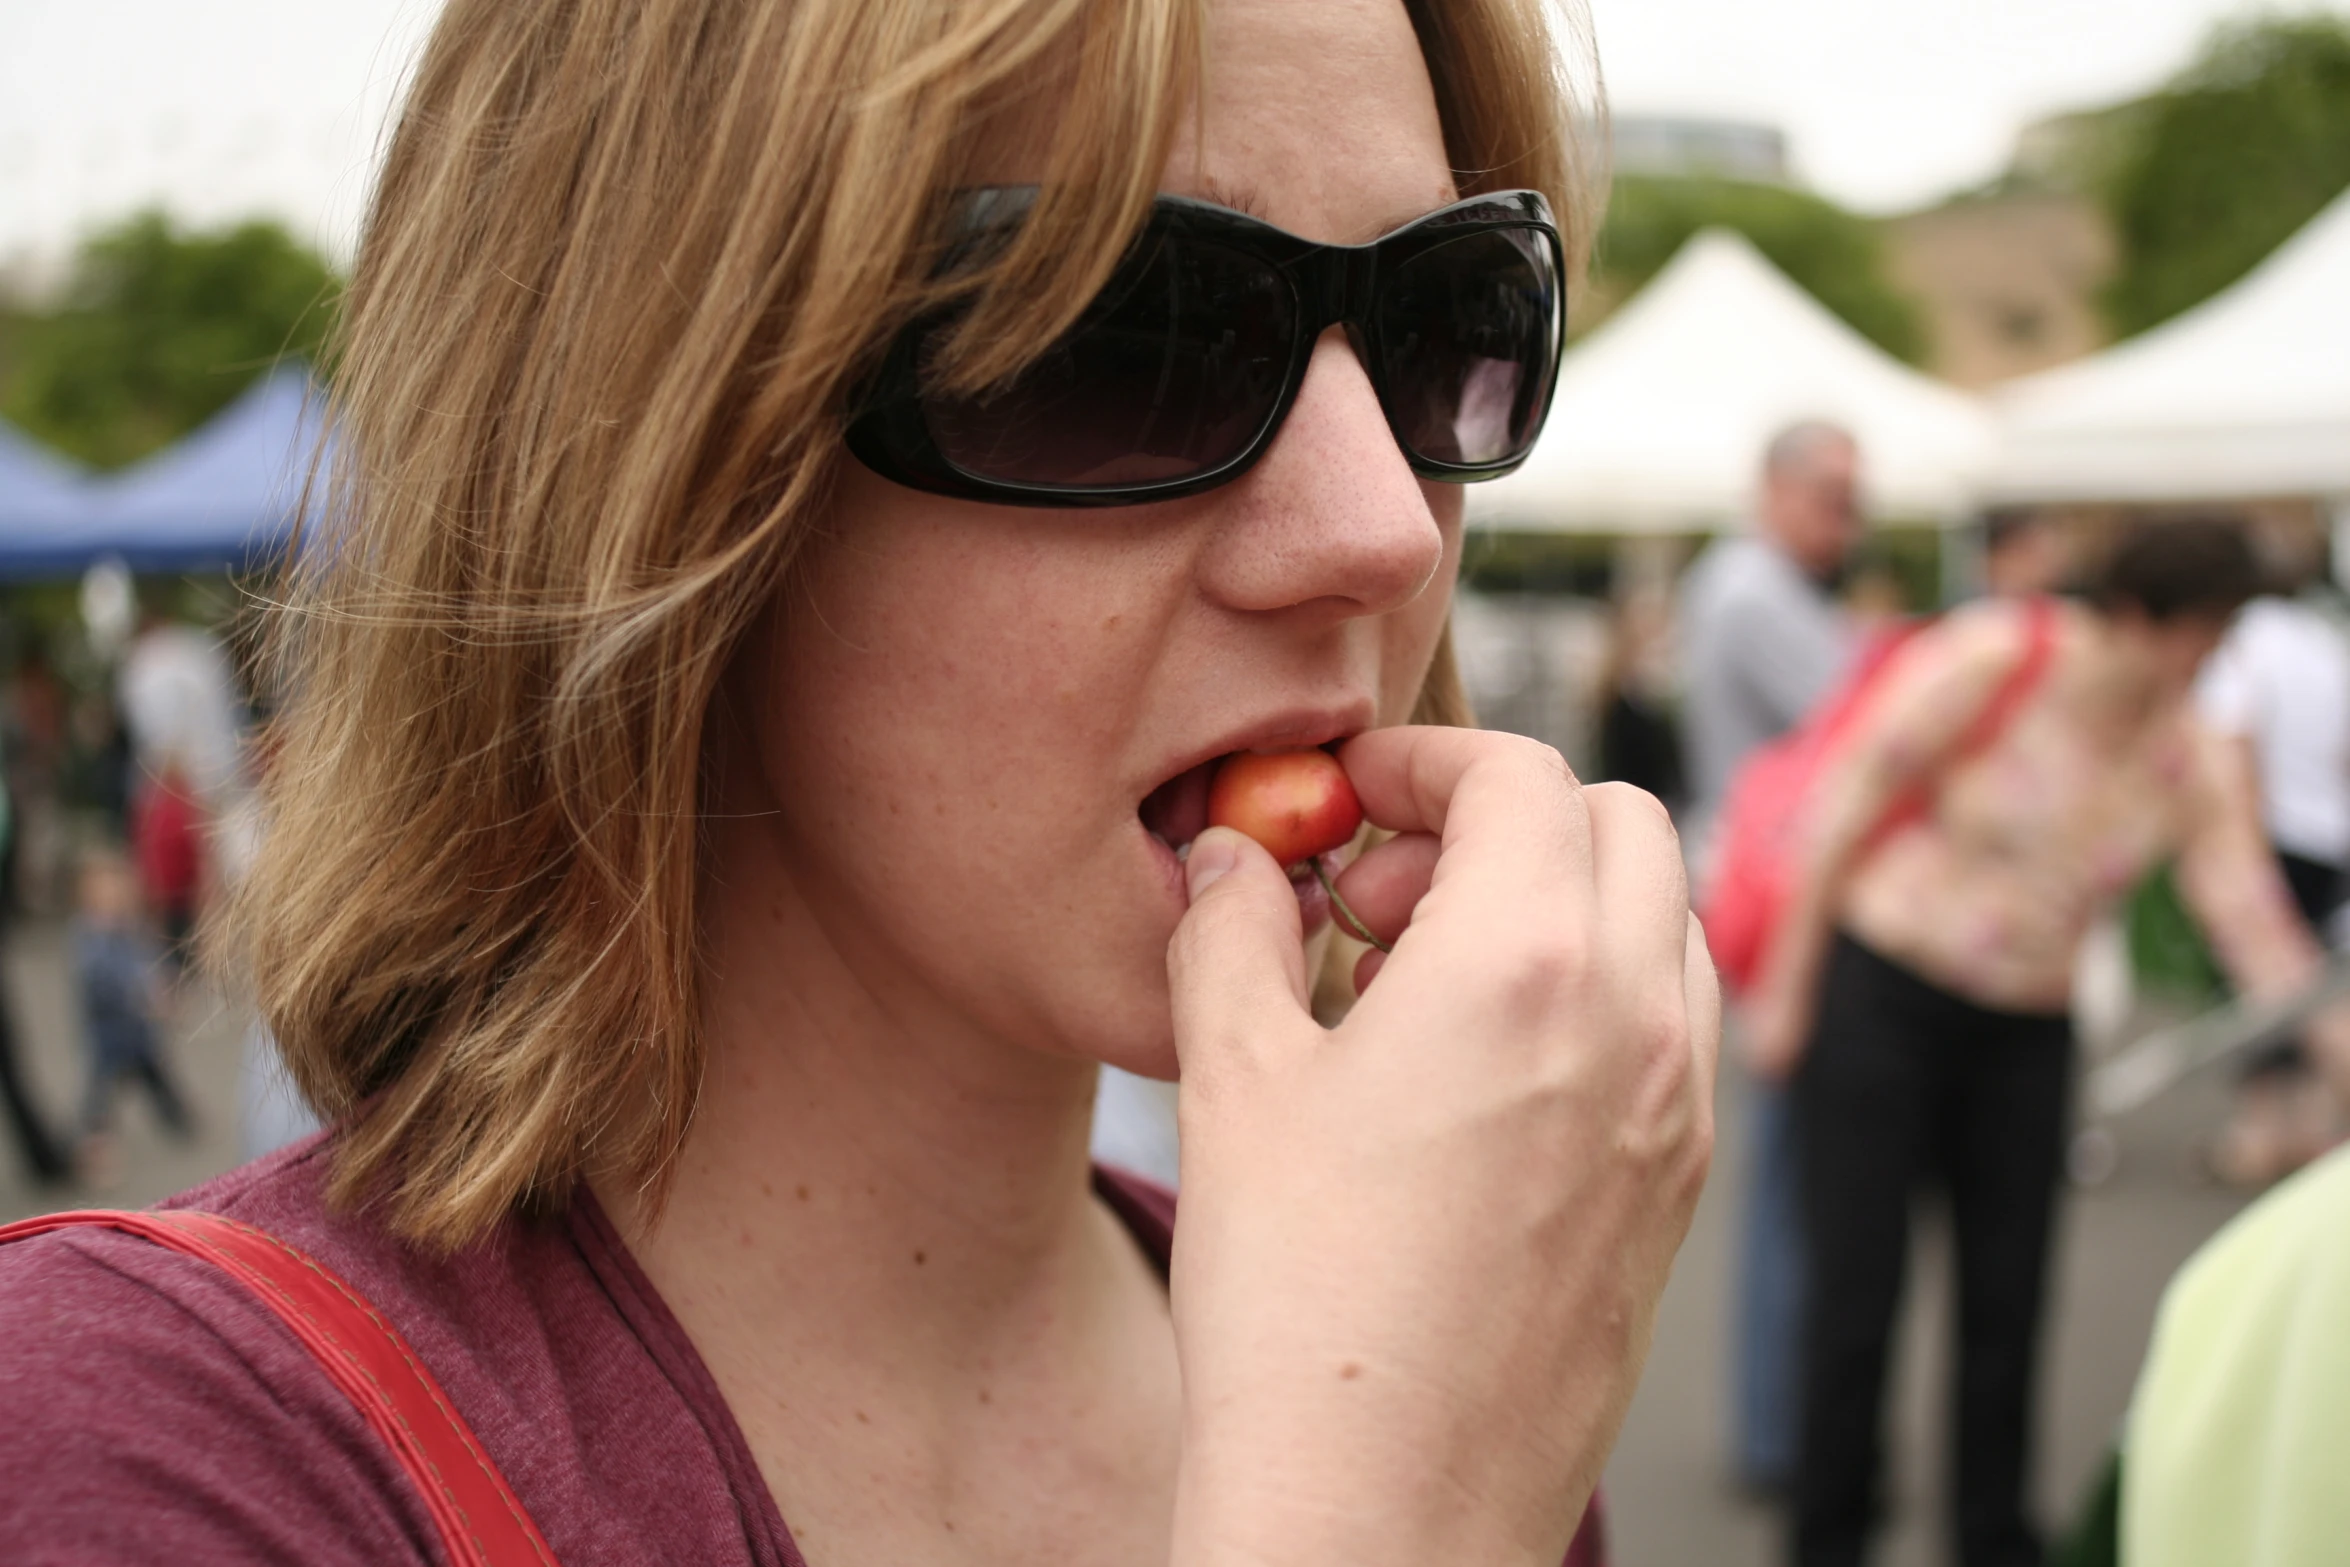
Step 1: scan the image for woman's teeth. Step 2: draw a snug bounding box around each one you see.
[1146,829,1194,863]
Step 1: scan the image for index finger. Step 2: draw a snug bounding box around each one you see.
[1337,726,1592,906]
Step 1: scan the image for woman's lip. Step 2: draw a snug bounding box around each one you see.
[1141,821,1332,937]
[1145,820,1190,911]
[1134,704,1376,822]
[1290,857,1333,938]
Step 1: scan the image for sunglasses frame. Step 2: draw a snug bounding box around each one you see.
[844,187,1566,508]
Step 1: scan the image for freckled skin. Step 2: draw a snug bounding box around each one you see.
[741,223,1455,1081]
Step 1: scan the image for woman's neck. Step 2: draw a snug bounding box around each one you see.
[591,809,1185,1562]
[2071,609,2174,740]
[597,818,1124,1378]
[586,711,1184,1564]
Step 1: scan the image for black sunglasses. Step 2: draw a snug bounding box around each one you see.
[845,188,1565,507]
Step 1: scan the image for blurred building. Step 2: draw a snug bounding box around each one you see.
[1883,194,2115,389]
[1880,104,2134,392]
[1609,116,1791,185]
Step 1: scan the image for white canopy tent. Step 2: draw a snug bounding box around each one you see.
[1990,187,2350,506]
[1470,228,1994,534]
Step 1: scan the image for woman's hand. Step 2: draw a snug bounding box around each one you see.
[1164,726,1718,1567]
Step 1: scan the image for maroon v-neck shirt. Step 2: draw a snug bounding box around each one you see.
[0,1132,1601,1564]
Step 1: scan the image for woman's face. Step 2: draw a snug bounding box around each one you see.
[737,0,1462,1077]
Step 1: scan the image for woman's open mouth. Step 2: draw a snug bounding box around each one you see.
[1139,756,1217,862]
[1138,751,1335,935]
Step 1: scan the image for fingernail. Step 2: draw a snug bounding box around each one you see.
[1186,829,1239,897]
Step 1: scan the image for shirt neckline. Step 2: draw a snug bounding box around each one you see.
[565,1166,1176,1567]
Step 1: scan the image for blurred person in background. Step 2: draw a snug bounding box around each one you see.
[1680,418,1863,1497]
[214,717,325,1163]
[71,850,191,1188]
[0,1002,67,1189]
[1744,518,2350,1567]
[3,643,70,915]
[1597,582,1686,816]
[65,692,133,840]
[1982,513,2075,602]
[1839,550,1911,633]
[2194,538,2350,1186]
[130,753,205,969]
[2117,1139,2350,1567]
[117,597,248,808]
[1682,422,1864,850]
[0,694,69,1188]
[118,601,247,970]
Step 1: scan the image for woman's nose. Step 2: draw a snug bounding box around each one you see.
[1192,326,1446,621]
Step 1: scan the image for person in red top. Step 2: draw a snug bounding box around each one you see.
[130,755,205,962]
[0,0,1716,1562]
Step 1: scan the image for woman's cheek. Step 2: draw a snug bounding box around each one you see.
[1384,500,1462,721]
[768,521,1179,967]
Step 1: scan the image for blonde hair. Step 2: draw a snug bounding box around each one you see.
[239,0,1598,1249]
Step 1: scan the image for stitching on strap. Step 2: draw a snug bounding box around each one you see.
[168,1213,554,1567]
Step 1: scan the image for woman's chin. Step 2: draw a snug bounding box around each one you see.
[1021,921,1182,1079]
[1021,825,1336,1087]
[1094,1036,1182,1083]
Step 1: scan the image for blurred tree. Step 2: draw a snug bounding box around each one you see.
[1588,175,1928,364]
[2098,16,2350,336]
[0,212,338,469]
[2127,863,2228,1007]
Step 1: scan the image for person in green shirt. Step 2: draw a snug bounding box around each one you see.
[2122,1142,2350,1565]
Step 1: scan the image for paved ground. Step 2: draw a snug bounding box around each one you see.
[0,918,2256,1566]
[0,919,254,1226]
[1605,1041,2249,1565]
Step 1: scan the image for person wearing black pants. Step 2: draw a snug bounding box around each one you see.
[2242,849,2342,1081]
[0,941,69,1186]
[1790,934,2070,1567]
[0,766,69,1185]
[1740,525,2350,1566]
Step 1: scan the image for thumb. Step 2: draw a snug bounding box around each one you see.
[1167,826,1315,1076]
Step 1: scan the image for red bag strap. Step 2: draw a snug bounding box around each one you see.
[1868,597,2059,843]
[0,1208,560,1567]
[1954,595,2059,759]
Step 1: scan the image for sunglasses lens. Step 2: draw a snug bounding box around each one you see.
[1376,227,1557,468]
[921,237,1294,491]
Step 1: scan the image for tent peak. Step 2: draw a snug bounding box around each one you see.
[1471,226,1989,534]
[1990,185,2350,505]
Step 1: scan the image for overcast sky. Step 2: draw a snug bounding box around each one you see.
[3,0,2344,273]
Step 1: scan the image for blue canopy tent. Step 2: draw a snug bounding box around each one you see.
[0,366,330,579]
[0,418,95,544]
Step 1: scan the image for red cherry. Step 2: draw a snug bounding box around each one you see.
[1206,749,1364,867]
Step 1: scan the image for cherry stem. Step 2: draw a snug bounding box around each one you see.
[1311,857,1391,954]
